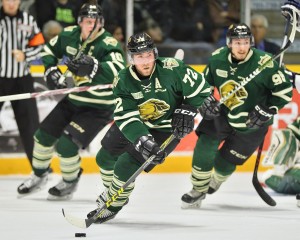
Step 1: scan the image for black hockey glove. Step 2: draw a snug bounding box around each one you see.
[44,66,66,90]
[134,135,167,165]
[171,104,198,139]
[246,104,276,129]
[66,54,99,79]
[199,95,221,120]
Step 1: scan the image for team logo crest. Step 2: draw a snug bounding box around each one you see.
[258,55,273,68]
[162,58,179,70]
[220,80,248,110]
[138,98,170,121]
[103,36,118,47]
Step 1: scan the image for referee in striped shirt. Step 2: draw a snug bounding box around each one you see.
[0,0,44,166]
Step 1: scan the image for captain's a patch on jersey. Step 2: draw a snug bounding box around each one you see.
[162,58,179,70]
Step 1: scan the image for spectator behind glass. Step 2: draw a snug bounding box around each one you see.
[208,0,240,46]
[251,14,280,55]
[34,0,86,29]
[140,18,164,44]
[105,23,124,43]
[101,0,172,41]
[169,0,213,42]
[42,20,63,42]
[31,20,63,65]
[105,23,125,51]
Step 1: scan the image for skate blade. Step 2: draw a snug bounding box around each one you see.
[17,186,46,199]
[47,193,73,201]
[181,200,202,209]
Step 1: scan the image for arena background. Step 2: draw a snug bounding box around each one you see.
[0,64,299,174]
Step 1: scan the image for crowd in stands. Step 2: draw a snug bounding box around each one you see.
[1,0,280,64]
[10,0,240,44]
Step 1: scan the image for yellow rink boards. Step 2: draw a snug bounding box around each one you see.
[0,154,271,175]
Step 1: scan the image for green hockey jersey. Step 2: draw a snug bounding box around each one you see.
[204,47,293,132]
[113,57,211,143]
[41,26,126,110]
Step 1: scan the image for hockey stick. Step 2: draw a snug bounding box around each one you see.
[0,84,112,102]
[252,139,277,206]
[219,10,297,105]
[62,134,177,229]
[279,15,291,66]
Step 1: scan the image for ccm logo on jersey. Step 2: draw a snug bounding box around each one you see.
[174,109,197,117]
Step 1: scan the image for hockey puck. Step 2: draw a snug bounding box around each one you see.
[75,233,86,237]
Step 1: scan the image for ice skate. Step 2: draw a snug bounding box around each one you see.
[207,176,223,194]
[17,172,48,197]
[47,168,83,201]
[181,189,206,209]
[297,193,300,208]
[87,190,119,224]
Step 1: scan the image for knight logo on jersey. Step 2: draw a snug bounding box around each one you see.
[103,36,118,47]
[220,80,248,110]
[162,58,179,70]
[138,98,170,121]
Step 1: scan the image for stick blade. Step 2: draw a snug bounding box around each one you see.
[62,208,89,229]
[252,177,277,206]
[174,49,184,60]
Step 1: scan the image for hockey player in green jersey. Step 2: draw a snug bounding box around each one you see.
[181,23,293,209]
[86,32,211,223]
[17,2,126,200]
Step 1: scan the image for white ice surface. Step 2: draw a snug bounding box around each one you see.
[0,173,299,240]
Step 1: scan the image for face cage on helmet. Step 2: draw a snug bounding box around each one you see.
[127,48,158,65]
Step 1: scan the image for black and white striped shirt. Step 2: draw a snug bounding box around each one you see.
[0,8,44,78]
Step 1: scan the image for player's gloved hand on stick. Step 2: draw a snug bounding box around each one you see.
[199,95,221,120]
[171,104,198,139]
[246,104,276,129]
[44,66,67,90]
[66,54,99,79]
[134,135,166,165]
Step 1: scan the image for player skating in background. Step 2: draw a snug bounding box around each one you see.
[181,23,293,209]
[86,32,211,224]
[17,1,126,200]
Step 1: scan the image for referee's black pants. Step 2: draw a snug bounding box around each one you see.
[0,75,39,166]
